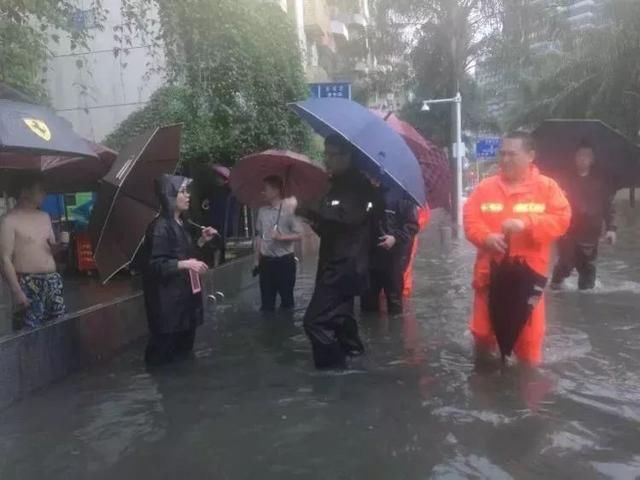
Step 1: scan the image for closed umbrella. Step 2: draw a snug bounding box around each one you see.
[0,100,96,158]
[229,150,328,208]
[533,119,640,189]
[90,124,182,283]
[488,249,547,362]
[371,110,451,209]
[290,98,426,206]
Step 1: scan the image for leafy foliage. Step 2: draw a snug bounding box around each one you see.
[510,0,640,138]
[105,0,311,168]
[368,0,499,143]
[0,1,108,101]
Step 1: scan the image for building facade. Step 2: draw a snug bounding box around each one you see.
[46,1,165,142]
[45,0,393,142]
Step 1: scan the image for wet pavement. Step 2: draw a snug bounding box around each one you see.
[0,206,639,480]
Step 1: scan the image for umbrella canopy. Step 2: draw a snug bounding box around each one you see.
[90,124,182,283]
[230,150,329,207]
[211,163,231,181]
[488,255,547,361]
[0,142,117,192]
[0,100,96,158]
[290,98,426,206]
[371,110,452,210]
[533,119,640,189]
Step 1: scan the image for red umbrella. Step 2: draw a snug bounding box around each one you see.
[210,163,231,181]
[371,110,452,210]
[0,142,117,192]
[229,150,329,208]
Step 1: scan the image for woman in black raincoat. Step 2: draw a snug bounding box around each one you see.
[142,174,217,366]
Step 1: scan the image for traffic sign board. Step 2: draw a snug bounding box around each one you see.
[475,137,501,158]
[308,82,352,100]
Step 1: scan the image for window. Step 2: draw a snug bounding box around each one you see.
[71,8,98,31]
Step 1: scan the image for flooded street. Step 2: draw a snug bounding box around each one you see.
[0,205,639,480]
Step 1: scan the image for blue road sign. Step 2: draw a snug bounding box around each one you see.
[475,137,501,158]
[308,82,352,100]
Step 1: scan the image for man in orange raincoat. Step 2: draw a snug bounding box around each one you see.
[463,131,571,365]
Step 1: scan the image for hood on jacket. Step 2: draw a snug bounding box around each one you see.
[155,174,192,217]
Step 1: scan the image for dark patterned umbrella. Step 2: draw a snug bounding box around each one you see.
[90,125,182,283]
[0,142,116,192]
[371,110,451,210]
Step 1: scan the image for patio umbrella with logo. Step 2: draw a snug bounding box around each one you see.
[229,150,329,208]
[90,124,182,283]
[0,100,96,159]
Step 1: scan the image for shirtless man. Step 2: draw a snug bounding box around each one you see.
[0,174,66,328]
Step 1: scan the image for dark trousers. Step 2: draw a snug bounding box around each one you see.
[361,266,404,314]
[145,328,197,366]
[552,237,599,290]
[259,254,296,311]
[303,284,364,370]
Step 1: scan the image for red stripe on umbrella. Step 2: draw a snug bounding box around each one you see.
[370,110,452,210]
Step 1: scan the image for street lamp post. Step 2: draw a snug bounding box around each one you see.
[422,92,463,238]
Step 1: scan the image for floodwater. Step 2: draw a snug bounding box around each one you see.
[0,206,639,480]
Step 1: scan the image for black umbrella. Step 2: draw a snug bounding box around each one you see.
[488,247,547,362]
[533,119,640,190]
[90,124,182,283]
[0,100,96,159]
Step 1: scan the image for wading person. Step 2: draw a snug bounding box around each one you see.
[254,176,303,312]
[141,175,217,366]
[463,132,571,366]
[0,174,66,329]
[361,175,419,315]
[551,141,617,291]
[298,135,381,369]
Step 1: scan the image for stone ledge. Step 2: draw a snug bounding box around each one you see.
[0,254,257,410]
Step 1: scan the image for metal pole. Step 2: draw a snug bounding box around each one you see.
[454,92,463,238]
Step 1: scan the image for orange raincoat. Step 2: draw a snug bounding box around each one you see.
[463,166,571,364]
[403,205,431,296]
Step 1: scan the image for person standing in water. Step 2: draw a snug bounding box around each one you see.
[551,140,617,290]
[464,131,571,366]
[141,175,217,366]
[0,174,66,329]
[254,175,303,312]
[298,135,382,369]
[361,174,419,315]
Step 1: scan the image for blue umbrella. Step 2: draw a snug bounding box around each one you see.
[290,98,426,205]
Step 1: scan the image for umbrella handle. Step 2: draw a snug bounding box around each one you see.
[504,232,512,258]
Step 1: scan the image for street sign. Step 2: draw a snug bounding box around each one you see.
[308,82,352,100]
[475,137,501,158]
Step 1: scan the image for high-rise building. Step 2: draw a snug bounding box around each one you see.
[565,0,606,30]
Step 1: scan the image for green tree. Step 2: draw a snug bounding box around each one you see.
[367,0,500,142]
[511,0,640,138]
[0,1,109,101]
[106,0,310,168]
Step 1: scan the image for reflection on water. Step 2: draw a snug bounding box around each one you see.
[0,205,639,479]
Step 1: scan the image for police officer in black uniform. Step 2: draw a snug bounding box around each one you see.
[298,135,382,369]
[361,175,419,315]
